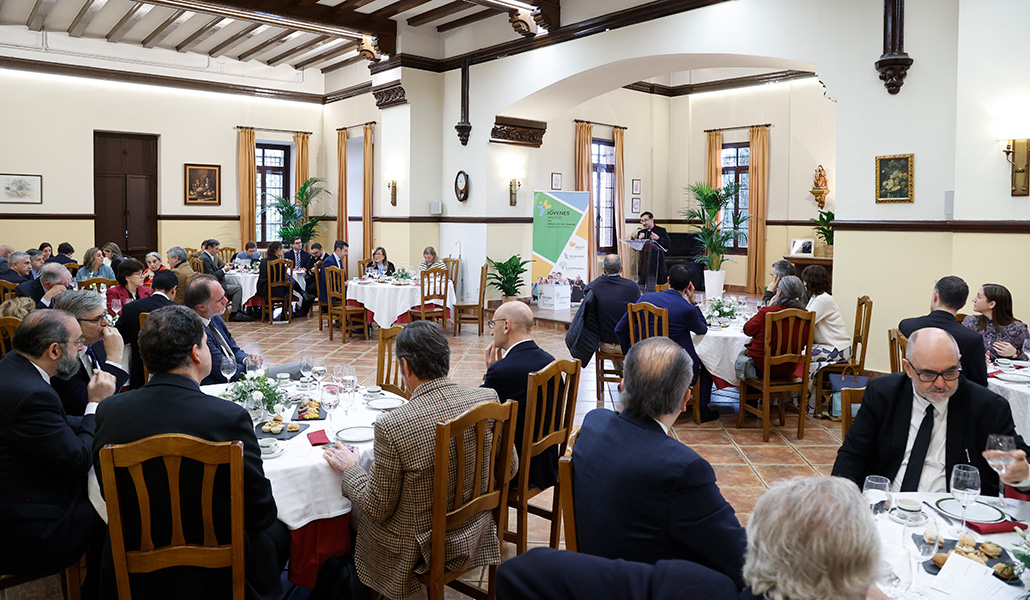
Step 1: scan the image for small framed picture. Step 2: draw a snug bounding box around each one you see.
[875,153,914,203]
[0,173,42,204]
[790,238,814,256]
[550,172,562,190]
[631,197,640,213]
[632,179,641,195]
[184,164,221,206]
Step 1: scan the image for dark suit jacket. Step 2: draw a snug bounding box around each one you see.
[115,293,176,389]
[585,274,641,344]
[283,249,312,270]
[831,372,1029,497]
[635,225,672,284]
[200,251,227,285]
[615,289,707,384]
[481,340,558,490]
[93,373,281,600]
[496,548,738,600]
[900,310,988,386]
[202,315,248,385]
[0,269,27,284]
[318,253,345,303]
[46,254,75,265]
[51,342,129,417]
[0,352,98,574]
[573,409,747,588]
[14,277,49,308]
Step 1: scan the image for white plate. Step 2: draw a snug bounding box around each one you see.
[995,372,1030,383]
[367,397,406,410]
[1011,360,1029,368]
[336,426,374,443]
[260,445,287,459]
[888,507,928,526]
[935,498,1006,523]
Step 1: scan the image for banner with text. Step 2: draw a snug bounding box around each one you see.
[532,191,590,284]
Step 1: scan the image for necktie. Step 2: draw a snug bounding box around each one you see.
[901,404,936,492]
[208,323,235,361]
[295,253,301,268]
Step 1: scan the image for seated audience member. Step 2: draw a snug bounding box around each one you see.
[200,238,251,322]
[0,310,115,586]
[0,251,31,284]
[236,241,262,262]
[318,240,348,304]
[833,328,1030,497]
[801,265,851,379]
[106,258,152,314]
[963,283,1028,361]
[483,300,557,489]
[26,248,45,279]
[322,321,517,600]
[101,241,124,273]
[0,244,12,273]
[418,246,445,271]
[584,254,641,365]
[257,241,312,317]
[0,296,35,320]
[51,290,128,416]
[116,270,177,389]
[573,337,746,588]
[16,262,72,309]
[368,245,395,277]
[763,259,796,305]
[38,241,53,261]
[899,275,988,386]
[166,246,195,304]
[141,251,168,287]
[75,246,116,282]
[46,241,76,265]
[283,236,312,271]
[308,242,325,263]
[93,305,288,600]
[736,275,810,382]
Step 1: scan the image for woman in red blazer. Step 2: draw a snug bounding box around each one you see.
[106,257,152,315]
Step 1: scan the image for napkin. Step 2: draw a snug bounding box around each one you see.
[965,519,1027,534]
[307,430,331,446]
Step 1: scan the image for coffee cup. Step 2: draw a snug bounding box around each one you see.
[895,498,921,518]
[365,386,383,397]
[998,358,1013,367]
[258,438,280,455]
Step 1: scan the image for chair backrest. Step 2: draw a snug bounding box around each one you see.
[0,280,16,303]
[0,316,20,355]
[655,283,670,292]
[627,301,669,345]
[760,309,816,378]
[325,266,346,307]
[558,436,578,552]
[517,359,581,492]
[888,328,908,373]
[419,268,449,307]
[850,296,874,371]
[188,256,204,275]
[357,257,373,276]
[443,257,459,290]
[310,260,323,301]
[376,325,408,398]
[476,263,488,307]
[139,312,151,384]
[427,400,516,588]
[184,248,198,257]
[267,258,293,296]
[217,247,237,265]
[955,312,968,324]
[78,277,118,294]
[65,262,82,275]
[99,433,246,600]
[841,387,865,439]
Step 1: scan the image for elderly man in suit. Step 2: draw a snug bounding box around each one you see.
[16,261,72,309]
[115,270,177,388]
[166,246,195,304]
[0,310,115,592]
[483,300,557,489]
[199,238,251,322]
[323,321,517,600]
[317,240,348,304]
[93,305,288,599]
[833,327,1030,497]
[0,251,31,284]
[51,290,128,416]
[573,337,746,589]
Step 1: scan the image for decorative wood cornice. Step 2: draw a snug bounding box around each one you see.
[372,81,407,108]
[490,116,547,148]
[765,220,815,227]
[0,213,95,220]
[456,61,472,146]
[624,70,817,98]
[157,214,241,221]
[325,81,373,103]
[832,220,1030,234]
[373,216,533,224]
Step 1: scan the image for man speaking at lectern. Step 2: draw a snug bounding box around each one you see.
[635,211,672,286]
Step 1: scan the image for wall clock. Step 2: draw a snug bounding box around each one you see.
[455,170,469,202]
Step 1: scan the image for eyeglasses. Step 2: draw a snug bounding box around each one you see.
[908,363,962,382]
[486,320,496,329]
[62,338,87,349]
[77,313,109,325]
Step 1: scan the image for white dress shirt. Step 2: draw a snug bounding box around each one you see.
[891,385,949,493]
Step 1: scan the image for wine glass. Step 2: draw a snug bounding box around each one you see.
[311,357,328,387]
[321,384,340,430]
[950,464,981,535]
[110,299,122,319]
[905,514,940,599]
[299,355,314,389]
[244,355,265,378]
[985,434,1016,505]
[863,475,892,523]
[337,365,357,419]
[219,355,237,383]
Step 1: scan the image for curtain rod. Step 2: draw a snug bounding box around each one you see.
[574,119,627,130]
[703,123,771,133]
[235,126,313,135]
[336,121,377,131]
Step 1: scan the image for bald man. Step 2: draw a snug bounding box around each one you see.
[483,300,558,490]
[833,327,1030,497]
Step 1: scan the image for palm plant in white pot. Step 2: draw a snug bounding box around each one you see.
[680,182,748,299]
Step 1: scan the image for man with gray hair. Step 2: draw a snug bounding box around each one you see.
[0,251,31,284]
[16,261,72,309]
[0,243,13,273]
[166,245,195,304]
[584,253,640,360]
[572,337,747,588]
[26,248,45,279]
[52,290,128,416]
[763,258,795,304]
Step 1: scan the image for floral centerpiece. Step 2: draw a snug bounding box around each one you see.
[220,371,287,414]
[394,265,414,281]
[1010,527,1030,590]
[705,297,737,321]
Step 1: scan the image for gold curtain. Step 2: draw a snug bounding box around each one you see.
[747,126,769,295]
[706,131,722,188]
[362,124,374,259]
[237,128,257,248]
[337,128,348,243]
[574,122,596,281]
[294,132,310,217]
[613,127,627,270]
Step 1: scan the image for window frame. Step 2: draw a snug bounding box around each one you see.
[255,143,291,246]
[591,138,617,255]
[721,141,750,256]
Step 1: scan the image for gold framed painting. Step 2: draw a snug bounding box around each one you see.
[184,164,221,206]
[875,154,913,203]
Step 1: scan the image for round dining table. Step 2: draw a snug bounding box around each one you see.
[988,365,1030,440]
[347,279,456,329]
[692,320,751,387]
[226,269,307,305]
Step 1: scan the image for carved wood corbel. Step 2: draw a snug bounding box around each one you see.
[875,0,913,95]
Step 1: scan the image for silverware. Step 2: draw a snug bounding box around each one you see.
[922,501,955,526]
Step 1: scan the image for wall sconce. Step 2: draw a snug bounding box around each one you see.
[386,179,397,205]
[1003,139,1029,196]
[509,178,521,206]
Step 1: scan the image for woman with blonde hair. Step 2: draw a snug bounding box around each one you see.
[75,246,116,282]
[418,246,445,271]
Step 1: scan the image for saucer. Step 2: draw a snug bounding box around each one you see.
[888,507,927,526]
[260,445,286,459]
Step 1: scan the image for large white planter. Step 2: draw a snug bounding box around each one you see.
[703,269,726,300]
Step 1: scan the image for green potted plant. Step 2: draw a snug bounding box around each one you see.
[486,255,531,302]
[263,177,331,244]
[680,182,748,299]
[810,209,835,258]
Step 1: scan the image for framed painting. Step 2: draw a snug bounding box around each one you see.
[631,178,641,195]
[790,238,814,256]
[0,173,42,204]
[550,172,562,190]
[184,164,221,206]
[631,197,640,213]
[875,153,914,203]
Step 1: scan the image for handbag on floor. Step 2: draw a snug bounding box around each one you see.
[828,365,869,418]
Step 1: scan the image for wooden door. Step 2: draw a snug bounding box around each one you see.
[94,133,158,256]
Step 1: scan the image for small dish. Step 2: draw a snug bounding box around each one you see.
[336,426,375,443]
[888,506,927,526]
[996,372,1030,384]
[260,445,287,459]
[367,397,406,410]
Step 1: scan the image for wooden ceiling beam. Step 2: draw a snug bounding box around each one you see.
[320,53,364,74]
[141,9,190,47]
[407,1,470,27]
[437,7,501,32]
[207,22,264,57]
[293,40,358,70]
[237,29,293,61]
[265,34,330,67]
[370,0,429,20]
[26,0,59,31]
[68,0,109,37]
[107,3,155,43]
[185,0,395,38]
[175,16,229,52]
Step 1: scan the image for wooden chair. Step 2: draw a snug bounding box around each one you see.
[813,296,873,415]
[655,283,670,292]
[557,428,581,553]
[217,247,237,265]
[260,258,293,325]
[99,434,246,600]
[888,328,909,373]
[311,261,328,330]
[841,387,865,439]
[408,268,448,326]
[737,309,816,441]
[0,563,83,600]
[376,325,409,399]
[64,262,82,276]
[357,257,373,276]
[442,257,459,291]
[188,256,204,275]
[184,247,198,258]
[593,348,622,409]
[453,263,487,336]
[419,400,516,600]
[76,277,118,294]
[0,279,17,303]
[626,301,669,345]
[325,266,367,342]
[0,316,19,355]
[139,313,151,384]
[955,312,968,324]
[504,359,581,555]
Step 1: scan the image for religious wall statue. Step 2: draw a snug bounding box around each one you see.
[810,165,829,209]
[813,165,828,189]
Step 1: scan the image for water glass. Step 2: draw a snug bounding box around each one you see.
[219,355,237,382]
[321,385,340,430]
[905,514,940,599]
[311,357,328,385]
[950,464,981,535]
[863,475,892,522]
[110,299,122,317]
[299,355,314,387]
[986,434,1016,501]
[244,355,265,378]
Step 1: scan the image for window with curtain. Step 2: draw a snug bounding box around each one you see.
[255,143,291,244]
[591,139,616,254]
[721,142,750,254]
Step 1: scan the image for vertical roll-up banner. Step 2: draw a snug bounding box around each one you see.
[532,191,590,283]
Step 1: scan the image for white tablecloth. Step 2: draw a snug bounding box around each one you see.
[693,324,751,386]
[227,270,307,305]
[989,377,1030,440]
[347,280,456,329]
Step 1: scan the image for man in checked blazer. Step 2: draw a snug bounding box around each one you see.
[324,321,518,599]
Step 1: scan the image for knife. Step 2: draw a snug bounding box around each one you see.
[922,501,955,526]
